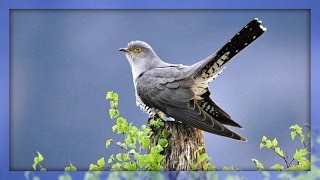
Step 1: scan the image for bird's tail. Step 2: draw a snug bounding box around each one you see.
[193,18,267,82]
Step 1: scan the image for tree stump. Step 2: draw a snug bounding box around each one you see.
[150,120,210,171]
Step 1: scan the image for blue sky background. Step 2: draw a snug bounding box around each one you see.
[9,10,310,171]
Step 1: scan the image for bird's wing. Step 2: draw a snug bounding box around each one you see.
[189,18,267,84]
[136,67,246,141]
[199,90,242,128]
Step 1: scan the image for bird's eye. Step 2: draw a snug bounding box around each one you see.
[134,48,142,53]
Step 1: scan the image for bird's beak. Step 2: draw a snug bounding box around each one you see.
[118,48,129,52]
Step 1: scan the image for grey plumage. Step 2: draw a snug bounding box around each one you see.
[119,18,267,141]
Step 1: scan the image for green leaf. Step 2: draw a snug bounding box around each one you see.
[202,163,208,170]
[137,131,144,142]
[111,163,121,170]
[266,140,272,148]
[116,153,122,161]
[129,149,136,154]
[295,125,302,134]
[112,125,117,132]
[222,166,231,171]
[122,153,130,161]
[259,143,265,149]
[287,162,310,171]
[141,125,147,129]
[120,143,127,149]
[157,120,164,127]
[293,148,309,161]
[262,136,267,142]
[37,151,44,162]
[70,165,77,171]
[130,162,137,171]
[116,117,128,133]
[109,109,119,119]
[207,164,215,171]
[299,158,311,170]
[275,147,285,157]
[149,163,162,171]
[93,165,103,171]
[105,139,112,148]
[125,136,135,149]
[129,125,138,134]
[112,93,119,102]
[106,91,119,101]
[40,168,46,171]
[290,124,302,134]
[161,129,170,139]
[106,91,114,100]
[199,153,208,163]
[299,148,308,157]
[133,153,141,162]
[97,157,105,167]
[272,138,278,147]
[116,141,122,146]
[108,155,114,163]
[155,154,165,163]
[110,101,118,109]
[33,157,40,165]
[291,131,297,140]
[290,124,300,130]
[197,146,204,153]
[270,163,284,171]
[141,138,150,149]
[190,163,198,170]
[149,119,156,126]
[252,158,264,170]
[89,164,97,171]
[300,134,305,143]
[126,162,137,171]
[122,162,130,170]
[274,147,280,154]
[65,165,77,171]
[286,165,299,171]
[150,145,163,154]
[158,138,168,148]
[32,164,36,171]
[157,145,164,152]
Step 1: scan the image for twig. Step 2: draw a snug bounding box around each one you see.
[271,147,290,168]
[288,158,295,167]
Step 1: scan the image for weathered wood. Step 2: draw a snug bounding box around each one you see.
[150,120,209,171]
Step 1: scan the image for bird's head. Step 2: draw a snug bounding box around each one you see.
[119,40,158,62]
[119,41,163,80]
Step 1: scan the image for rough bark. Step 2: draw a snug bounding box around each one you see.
[150,120,209,171]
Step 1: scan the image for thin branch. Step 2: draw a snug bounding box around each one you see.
[110,139,129,152]
[288,158,295,167]
[38,163,43,170]
[302,141,309,150]
[270,147,290,168]
[304,123,310,131]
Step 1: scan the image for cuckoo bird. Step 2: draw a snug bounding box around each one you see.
[119,18,267,141]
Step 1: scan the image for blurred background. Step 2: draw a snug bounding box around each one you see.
[10,10,309,170]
